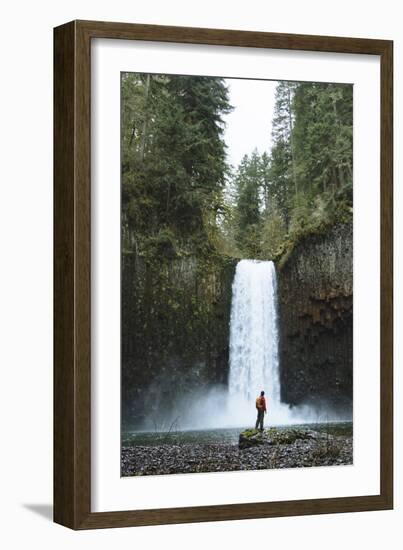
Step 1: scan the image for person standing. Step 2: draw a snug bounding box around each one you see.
[255,390,267,431]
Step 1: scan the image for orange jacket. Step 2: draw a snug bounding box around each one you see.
[256,396,266,412]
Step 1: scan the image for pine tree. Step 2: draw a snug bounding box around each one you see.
[121,73,233,257]
[264,80,353,247]
[231,150,264,256]
[292,82,353,197]
[267,81,298,229]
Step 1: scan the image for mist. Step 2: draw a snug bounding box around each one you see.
[137,383,352,433]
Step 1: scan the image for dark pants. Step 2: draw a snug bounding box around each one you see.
[255,409,265,430]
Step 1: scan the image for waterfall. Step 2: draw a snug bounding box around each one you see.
[166,258,324,430]
[142,259,330,431]
[228,259,289,424]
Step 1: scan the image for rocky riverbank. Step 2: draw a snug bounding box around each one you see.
[121,427,352,476]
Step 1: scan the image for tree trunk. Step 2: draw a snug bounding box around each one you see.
[140,74,151,162]
[287,85,298,196]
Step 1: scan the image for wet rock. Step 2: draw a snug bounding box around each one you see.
[122,254,237,428]
[238,427,333,449]
[278,222,353,412]
[121,432,352,476]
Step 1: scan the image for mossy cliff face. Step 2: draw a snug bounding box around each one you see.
[277,222,353,413]
[122,253,236,428]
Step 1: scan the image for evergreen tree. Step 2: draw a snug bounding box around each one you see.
[259,151,271,211]
[231,150,265,256]
[121,73,233,257]
[267,81,298,229]
[292,82,353,197]
[262,80,353,254]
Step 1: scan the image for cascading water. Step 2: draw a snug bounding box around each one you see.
[178,258,327,429]
[228,259,293,425]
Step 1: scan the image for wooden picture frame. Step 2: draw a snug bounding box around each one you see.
[54,20,393,530]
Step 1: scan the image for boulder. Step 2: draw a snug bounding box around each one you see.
[238,427,333,450]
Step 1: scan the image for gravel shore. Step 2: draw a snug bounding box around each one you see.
[121,431,352,476]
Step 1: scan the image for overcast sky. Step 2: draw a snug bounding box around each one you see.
[222,78,278,169]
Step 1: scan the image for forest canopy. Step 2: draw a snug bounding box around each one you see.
[121,74,353,263]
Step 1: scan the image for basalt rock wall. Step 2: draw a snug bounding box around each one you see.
[277,223,353,414]
[122,253,236,429]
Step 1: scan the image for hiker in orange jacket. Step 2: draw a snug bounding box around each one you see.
[255,391,267,431]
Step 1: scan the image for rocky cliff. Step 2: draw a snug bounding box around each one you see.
[122,252,236,429]
[277,222,353,414]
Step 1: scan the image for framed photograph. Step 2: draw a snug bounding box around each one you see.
[54,20,393,529]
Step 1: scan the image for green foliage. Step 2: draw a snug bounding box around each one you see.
[121,74,353,266]
[240,429,259,437]
[292,83,353,194]
[121,72,233,259]
[232,151,263,256]
[260,208,287,259]
[226,81,353,262]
